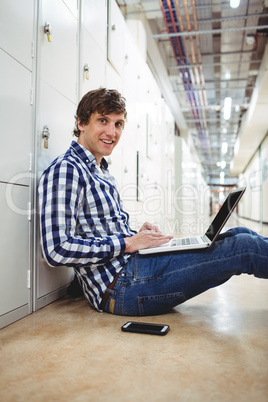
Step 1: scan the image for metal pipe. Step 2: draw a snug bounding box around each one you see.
[152,24,268,38]
[169,59,262,70]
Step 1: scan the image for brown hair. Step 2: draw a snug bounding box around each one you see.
[73,88,127,137]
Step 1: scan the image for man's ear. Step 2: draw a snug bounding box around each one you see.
[77,118,84,132]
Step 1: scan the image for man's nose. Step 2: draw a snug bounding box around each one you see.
[106,122,116,136]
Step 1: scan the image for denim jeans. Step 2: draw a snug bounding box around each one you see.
[103,227,268,316]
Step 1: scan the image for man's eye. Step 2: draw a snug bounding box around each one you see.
[116,122,124,128]
[100,118,106,123]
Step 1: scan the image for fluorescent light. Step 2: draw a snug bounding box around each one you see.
[222,142,228,154]
[221,161,226,169]
[230,0,240,8]
[224,97,232,120]
[220,172,225,179]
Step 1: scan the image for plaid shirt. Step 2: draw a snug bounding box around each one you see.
[38,141,136,311]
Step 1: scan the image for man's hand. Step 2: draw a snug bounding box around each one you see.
[124,222,173,254]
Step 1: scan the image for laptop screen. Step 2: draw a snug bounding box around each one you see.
[205,187,246,242]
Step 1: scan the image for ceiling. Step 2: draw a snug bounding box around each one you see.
[116,0,268,187]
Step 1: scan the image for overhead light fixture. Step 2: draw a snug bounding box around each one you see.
[225,71,231,80]
[224,97,232,120]
[222,142,228,154]
[221,161,226,169]
[230,0,240,8]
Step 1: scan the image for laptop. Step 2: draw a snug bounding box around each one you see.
[139,186,246,255]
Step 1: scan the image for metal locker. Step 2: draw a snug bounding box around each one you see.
[0,183,31,329]
[34,0,78,310]
[107,0,126,77]
[0,0,34,71]
[80,27,106,96]
[0,50,32,185]
[39,0,78,103]
[81,0,107,52]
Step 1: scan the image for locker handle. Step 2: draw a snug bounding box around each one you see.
[84,64,89,80]
[44,22,52,42]
[42,126,50,149]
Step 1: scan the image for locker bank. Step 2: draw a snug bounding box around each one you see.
[0,1,268,401]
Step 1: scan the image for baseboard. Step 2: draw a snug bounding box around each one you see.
[36,285,69,310]
[0,304,30,330]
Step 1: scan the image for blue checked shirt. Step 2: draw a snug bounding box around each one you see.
[38,141,136,311]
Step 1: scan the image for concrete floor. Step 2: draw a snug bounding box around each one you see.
[0,220,268,401]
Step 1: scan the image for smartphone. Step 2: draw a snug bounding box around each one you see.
[121,321,170,336]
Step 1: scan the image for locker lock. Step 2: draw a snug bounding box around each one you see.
[42,126,50,149]
[84,64,90,80]
[44,21,52,42]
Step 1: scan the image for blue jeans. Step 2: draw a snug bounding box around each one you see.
[103,227,268,316]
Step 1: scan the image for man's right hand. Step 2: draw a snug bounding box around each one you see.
[124,230,173,254]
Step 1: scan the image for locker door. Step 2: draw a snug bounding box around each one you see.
[35,0,78,310]
[0,183,31,329]
[0,0,34,71]
[0,0,34,328]
[107,0,126,77]
[80,26,106,96]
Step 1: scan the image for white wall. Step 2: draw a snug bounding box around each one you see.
[238,134,268,223]
[174,137,210,236]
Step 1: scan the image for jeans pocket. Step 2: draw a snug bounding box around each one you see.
[138,292,186,316]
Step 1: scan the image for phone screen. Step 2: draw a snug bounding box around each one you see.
[121,321,170,335]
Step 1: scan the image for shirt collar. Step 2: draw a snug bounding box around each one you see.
[70,140,108,170]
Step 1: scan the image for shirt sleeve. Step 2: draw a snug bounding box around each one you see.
[38,160,126,268]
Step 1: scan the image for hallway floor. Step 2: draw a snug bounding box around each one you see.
[1,220,268,401]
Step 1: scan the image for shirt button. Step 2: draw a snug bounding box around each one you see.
[121,272,126,277]
[86,159,89,163]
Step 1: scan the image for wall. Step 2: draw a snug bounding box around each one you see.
[174,137,210,237]
[238,134,268,223]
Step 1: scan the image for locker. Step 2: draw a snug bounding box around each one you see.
[0,183,30,329]
[0,0,34,71]
[0,50,32,185]
[37,81,76,174]
[106,60,123,92]
[81,0,107,52]
[107,0,126,77]
[80,26,106,96]
[39,0,78,103]
[35,82,76,308]
[34,0,79,310]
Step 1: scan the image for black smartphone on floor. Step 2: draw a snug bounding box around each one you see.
[121,321,170,336]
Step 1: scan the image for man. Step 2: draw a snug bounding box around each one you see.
[38,88,268,316]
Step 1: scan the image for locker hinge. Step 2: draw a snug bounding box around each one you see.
[29,153,32,172]
[27,270,31,289]
[28,202,32,221]
[30,88,34,106]
[31,41,35,58]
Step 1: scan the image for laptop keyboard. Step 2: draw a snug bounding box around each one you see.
[171,236,205,247]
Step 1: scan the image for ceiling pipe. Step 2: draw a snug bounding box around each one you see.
[152,24,268,38]
[159,0,200,123]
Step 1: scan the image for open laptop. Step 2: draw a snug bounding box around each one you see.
[139,186,246,255]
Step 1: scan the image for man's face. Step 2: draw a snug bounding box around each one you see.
[77,111,125,164]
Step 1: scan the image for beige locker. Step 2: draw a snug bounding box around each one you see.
[34,0,78,310]
[0,183,31,329]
